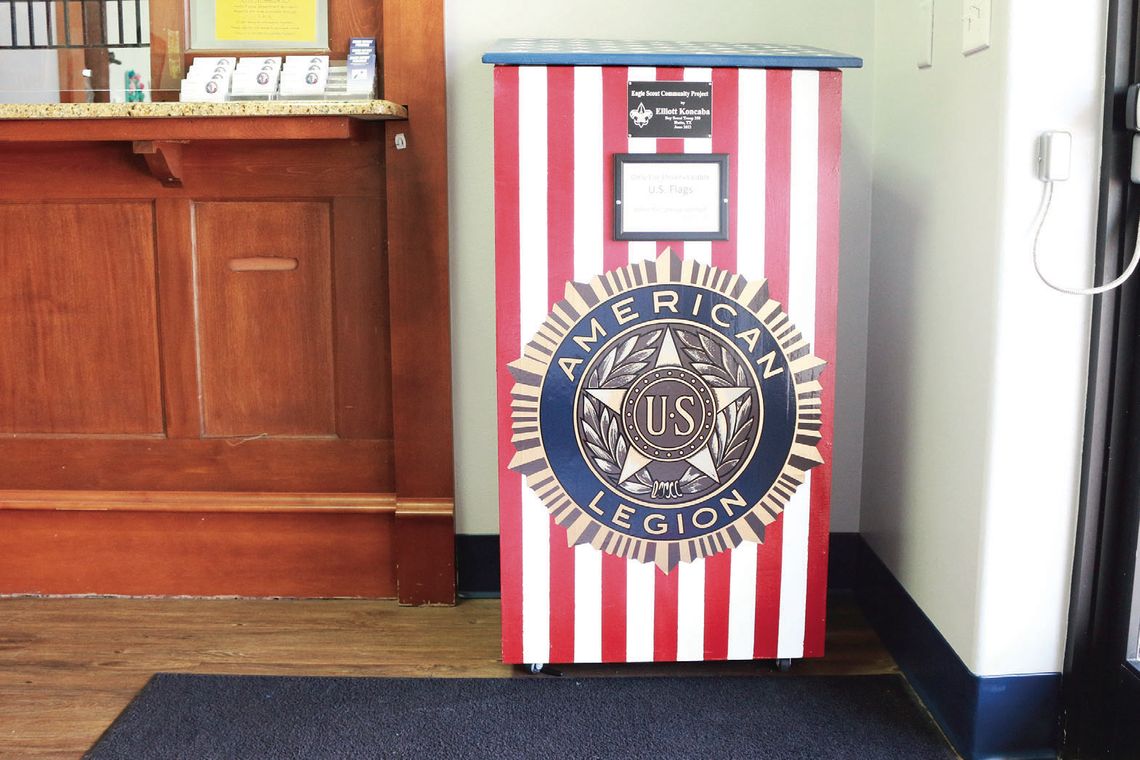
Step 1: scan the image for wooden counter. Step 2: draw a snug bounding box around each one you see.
[0,0,454,605]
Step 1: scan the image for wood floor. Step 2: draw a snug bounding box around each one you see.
[0,592,897,759]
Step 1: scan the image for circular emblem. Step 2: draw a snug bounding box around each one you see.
[508,251,825,571]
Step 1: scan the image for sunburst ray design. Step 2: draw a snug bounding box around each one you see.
[507,250,827,572]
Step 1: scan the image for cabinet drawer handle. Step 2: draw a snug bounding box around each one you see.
[227,257,299,272]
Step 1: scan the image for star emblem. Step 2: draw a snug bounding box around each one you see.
[585,327,751,488]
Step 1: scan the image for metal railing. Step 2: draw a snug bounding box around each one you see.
[1,0,146,49]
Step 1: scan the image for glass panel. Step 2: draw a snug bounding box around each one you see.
[0,0,352,104]
[1129,525,1140,670]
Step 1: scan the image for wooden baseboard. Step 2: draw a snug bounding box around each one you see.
[0,491,400,598]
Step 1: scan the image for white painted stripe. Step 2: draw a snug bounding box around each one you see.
[625,559,657,661]
[622,65,660,659]
[517,66,550,665]
[685,241,712,265]
[573,545,602,662]
[727,542,759,659]
[672,68,716,661]
[619,299,654,656]
[572,65,604,665]
[683,67,714,154]
[683,68,712,268]
[777,70,820,660]
[676,558,706,660]
[573,67,604,291]
[628,240,657,262]
[735,69,766,281]
[726,68,766,661]
[788,70,819,348]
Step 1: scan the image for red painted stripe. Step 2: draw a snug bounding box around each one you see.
[653,566,680,661]
[754,68,793,659]
[804,70,843,658]
[754,521,784,658]
[703,67,739,661]
[702,551,732,660]
[601,554,628,662]
[546,66,577,664]
[492,66,523,664]
[603,66,630,273]
[762,69,792,305]
[600,65,628,662]
[711,68,739,273]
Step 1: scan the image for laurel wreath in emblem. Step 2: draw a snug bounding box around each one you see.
[507,251,825,571]
[578,324,760,505]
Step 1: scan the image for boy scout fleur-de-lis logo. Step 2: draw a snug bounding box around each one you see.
[629,102,653,128]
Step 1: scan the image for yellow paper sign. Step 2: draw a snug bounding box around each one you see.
[215,0,316,42]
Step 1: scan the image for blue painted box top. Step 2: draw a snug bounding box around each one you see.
[482,38,862,70]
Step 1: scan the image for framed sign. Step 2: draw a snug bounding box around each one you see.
[189,0,329,50]
[614,154,729,241]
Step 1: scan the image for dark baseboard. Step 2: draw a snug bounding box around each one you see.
[456,534,501,597]
[855,537,1061,760]
[456,531,863,597]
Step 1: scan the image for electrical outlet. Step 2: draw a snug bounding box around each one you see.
[962,0,991,56]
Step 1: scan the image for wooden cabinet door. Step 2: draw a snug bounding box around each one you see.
[0,192,393,493]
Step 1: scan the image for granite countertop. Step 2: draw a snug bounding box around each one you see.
[0,99,408,120]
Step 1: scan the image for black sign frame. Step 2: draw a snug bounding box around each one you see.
[613,153,730,241]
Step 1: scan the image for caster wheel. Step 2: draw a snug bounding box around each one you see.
[776,658,793,672]
[526,663,563,676]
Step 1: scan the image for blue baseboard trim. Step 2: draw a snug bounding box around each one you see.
[456,531,863,597]
[854,537,1061,760]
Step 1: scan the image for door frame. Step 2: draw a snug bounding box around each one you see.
[1062,0,1140,755]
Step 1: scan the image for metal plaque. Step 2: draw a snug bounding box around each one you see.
[627,80,713,138]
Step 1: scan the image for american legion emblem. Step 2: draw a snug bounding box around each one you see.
[508,251,824,572]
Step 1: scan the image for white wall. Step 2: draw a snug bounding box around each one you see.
[862,0,1104,675]
[445,0,877,534]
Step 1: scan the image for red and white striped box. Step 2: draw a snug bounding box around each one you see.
[488,40,859,665]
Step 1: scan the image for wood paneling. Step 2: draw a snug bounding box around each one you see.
[333,196,392,439]
[0,436,393,491]
[155,198,202,438]
[0,508,395,597]
[382,4,454,493]
[379,0,455,604]
[0,202,164,435]
[0,137,385,200]
[196,201,337,437]
[0,116,382,143]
